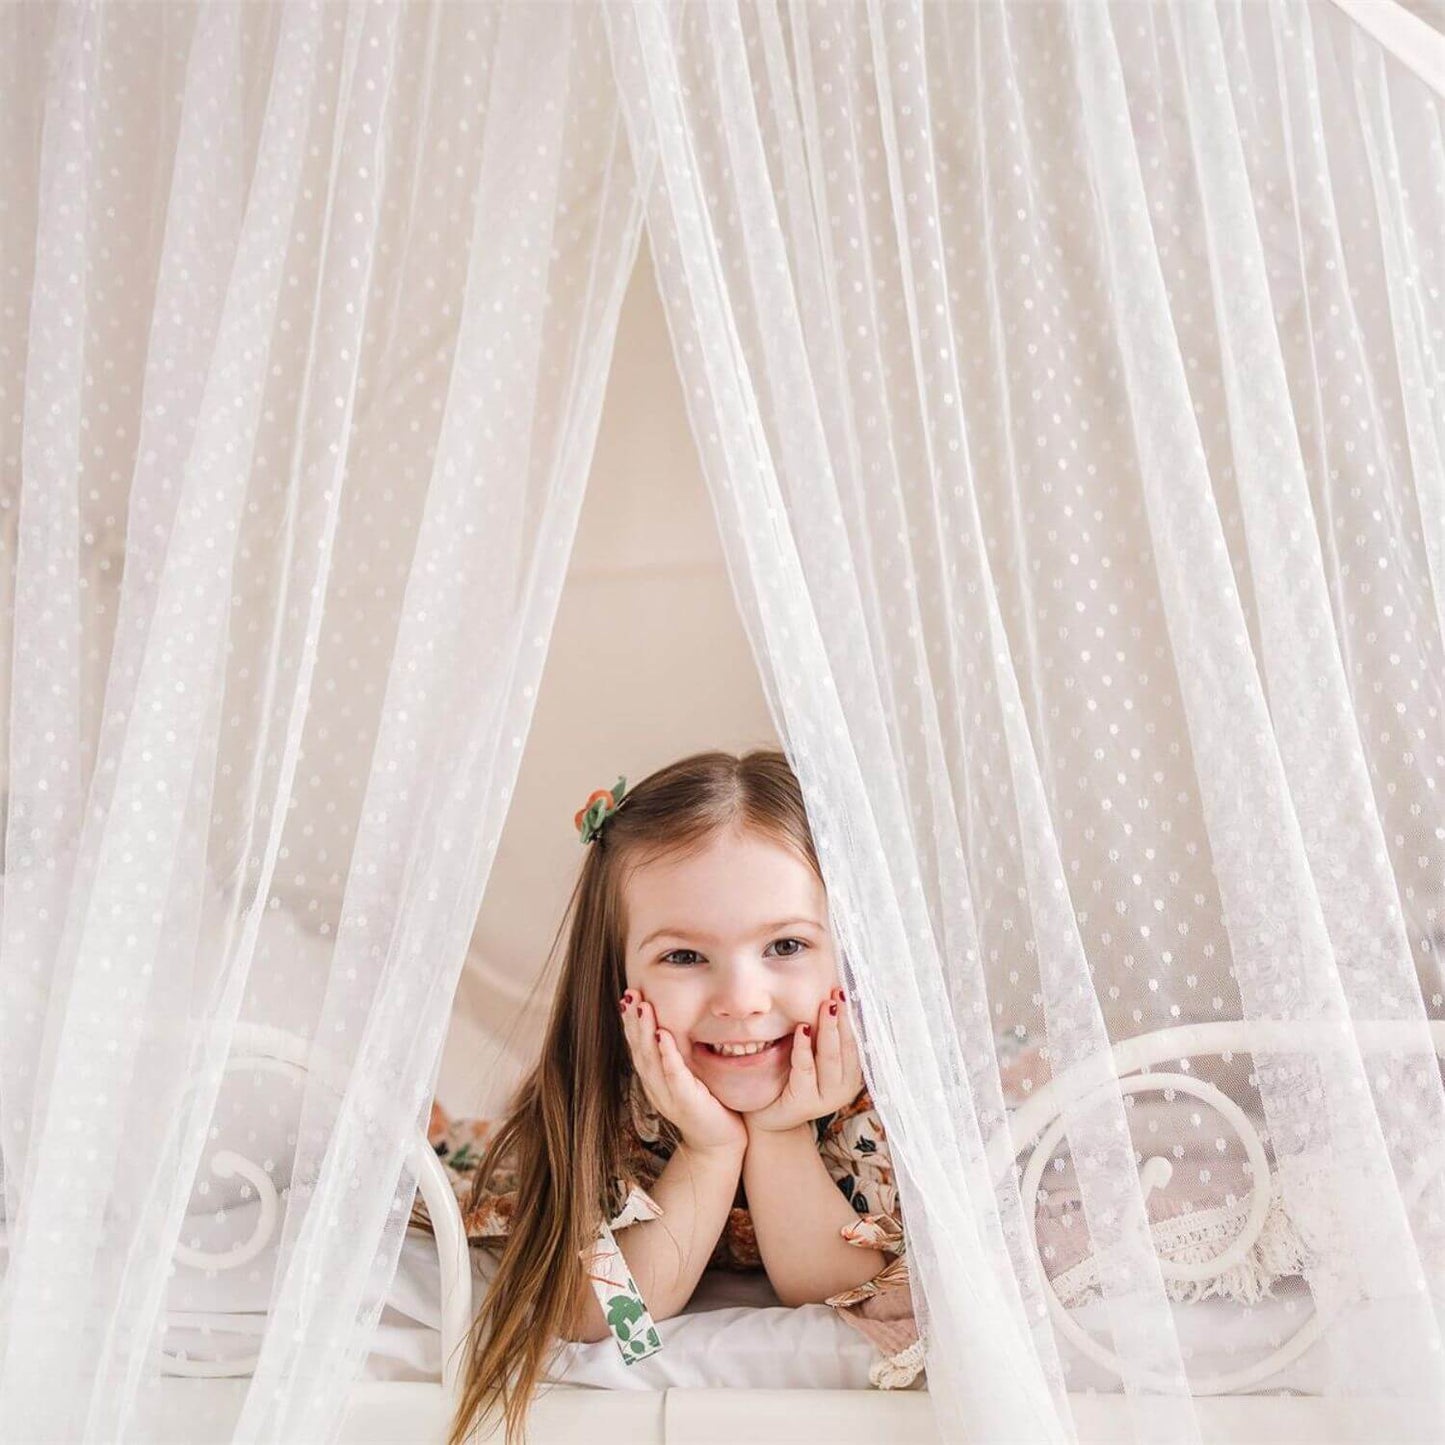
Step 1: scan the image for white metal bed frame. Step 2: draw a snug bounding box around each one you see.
[157,1023,474,1397]
[987,1018,1445,1396]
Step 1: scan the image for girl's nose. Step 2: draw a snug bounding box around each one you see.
[710,973,773,1018]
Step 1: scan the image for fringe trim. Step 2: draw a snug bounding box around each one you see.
[1050,1172,1318,1310]
[869,1337,928,1389]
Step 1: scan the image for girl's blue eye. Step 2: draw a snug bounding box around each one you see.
[660,938,808,966]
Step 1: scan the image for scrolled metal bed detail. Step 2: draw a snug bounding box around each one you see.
[158,1024,473,1395]
[992,1019,1445,1395]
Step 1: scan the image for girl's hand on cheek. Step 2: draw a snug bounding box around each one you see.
[743,986,863,1135]
[620,989,748,1157]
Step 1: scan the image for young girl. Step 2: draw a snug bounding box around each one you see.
[418,749,922,1445]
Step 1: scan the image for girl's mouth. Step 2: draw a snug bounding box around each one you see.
[693,1035,790,1066]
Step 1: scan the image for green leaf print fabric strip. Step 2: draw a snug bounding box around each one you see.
[584,1220,662,1365]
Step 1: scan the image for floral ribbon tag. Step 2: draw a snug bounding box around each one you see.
[582,1220,662,1365]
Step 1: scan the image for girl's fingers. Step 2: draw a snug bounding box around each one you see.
[838,994,859,1060]
[638,1000,697,1106]
[790,1021,816,1078]
[623,993,664,1102]
[836,996,863,1094]
[818,990,842,1086]
[620,991,644,1052]
[618,991,636,1049]
[651,1013,711,1116]
[638,999,661,1069]
[655,1022,684,1080]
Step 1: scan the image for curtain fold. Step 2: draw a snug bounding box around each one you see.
[606,0,1445,1440]
[0,3,645,1440]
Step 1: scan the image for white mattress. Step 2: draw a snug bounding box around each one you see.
[157,1198,1337,1396]
[131,1379,1436,1445]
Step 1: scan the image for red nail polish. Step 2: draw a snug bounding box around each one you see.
[635,1006,642,1017]
[803,1024,812,1037]
[618,1002,627,1013]
[829,1002,839,1016]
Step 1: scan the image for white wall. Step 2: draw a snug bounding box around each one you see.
[434,239,778,1117]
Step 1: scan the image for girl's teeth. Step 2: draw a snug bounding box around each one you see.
[707,1039,776,1057]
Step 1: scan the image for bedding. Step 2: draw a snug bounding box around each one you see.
[420,1075,1307,1395]
[180,901,337,1216]
[154,1206,886,1390]
[147,1193,1335,1396]
[118,1021,1342,1404]
[424,1082,923,1388]
[145,1066,1335,1397]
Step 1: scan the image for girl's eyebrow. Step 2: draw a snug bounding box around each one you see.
[637,918,823,951]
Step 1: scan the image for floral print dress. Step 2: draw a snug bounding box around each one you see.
[426,1075,923,1389]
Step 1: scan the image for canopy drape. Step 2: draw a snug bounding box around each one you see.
[607,1,1445,1441]
[2,2,1444,1443]
[0,3,645,1439]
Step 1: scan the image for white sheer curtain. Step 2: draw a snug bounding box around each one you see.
[5,1,1445,1443]
[606,1,1445,1441]
[0,3,643,1440]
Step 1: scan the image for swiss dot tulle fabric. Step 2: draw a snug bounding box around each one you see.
[1,3,644,1440]
[2,2,1444,1443]
[607,2,1445,1440]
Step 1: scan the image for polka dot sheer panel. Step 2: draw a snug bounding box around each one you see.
[607,1,1445,1441]
[2,2,1444,1444]
[0,3,644,1441]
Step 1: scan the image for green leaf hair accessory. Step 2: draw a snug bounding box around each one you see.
[574,776,628,845]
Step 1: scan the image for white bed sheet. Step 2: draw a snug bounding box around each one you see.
[160,1210,883,1390]
[155,1199,1341,1397]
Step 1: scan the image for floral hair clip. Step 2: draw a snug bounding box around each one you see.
[575,776,628,845]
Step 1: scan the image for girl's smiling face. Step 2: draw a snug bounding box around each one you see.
[621,825,839,1115]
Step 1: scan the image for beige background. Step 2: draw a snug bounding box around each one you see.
[434,238,778,1118]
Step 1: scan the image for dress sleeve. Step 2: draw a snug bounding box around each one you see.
[817,1093,925,1389]
[577,1177,665,1365]
[818,1093,910,1281]
[427,1101,668,1366]
[422,1104,524,1243]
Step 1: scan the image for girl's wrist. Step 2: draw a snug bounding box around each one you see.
[679,1135,747,1166]
[743,1118,812,1145]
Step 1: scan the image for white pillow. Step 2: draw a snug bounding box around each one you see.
[186,896,335,1217]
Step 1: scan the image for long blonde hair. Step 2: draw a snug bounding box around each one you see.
[438,747,821,1445]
